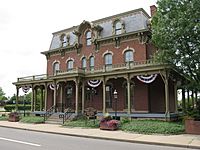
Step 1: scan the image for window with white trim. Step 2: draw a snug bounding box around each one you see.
[61,34,67,47]
[115,21,122,35]
[89,56,94,70]
[67,60,73,71]
[53,62,60,75]
[86,31,92,46]
[104,53,112,65]
[82,57,86,69]
[125,50,133,62]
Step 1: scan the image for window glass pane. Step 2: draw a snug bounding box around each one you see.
[115,29,122,35]
[90,56,94,67]
[105,54,112,65]
[53,62,60,74]
[86,32,91,38]
[67,60,73,70]
[125,51,133,62]
[115,22,121,29]
[82,57,86,68]
[86,31,92,46]
[115,21,122,35]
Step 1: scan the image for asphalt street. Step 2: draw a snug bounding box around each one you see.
[0,127,198,150]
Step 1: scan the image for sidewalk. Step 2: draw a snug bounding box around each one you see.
[0,121,200,149]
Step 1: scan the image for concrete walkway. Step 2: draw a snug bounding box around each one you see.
[0,121,200,149]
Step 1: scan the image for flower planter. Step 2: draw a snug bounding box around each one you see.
[99,120,119,130]
[185,119,200,135]
[8,112,20,122]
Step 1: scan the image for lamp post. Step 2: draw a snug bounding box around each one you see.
[23,93,26,117]
[113,89,118,120]
[87,87,96,106]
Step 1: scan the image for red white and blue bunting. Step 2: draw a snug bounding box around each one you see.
[137,74,157,84]
[22,86,30,93]
[49,84,59,90]
[87,80,102,88]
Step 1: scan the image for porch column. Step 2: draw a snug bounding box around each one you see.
[44,83,48,111]
[15,87,19,111]
[81,82,85,114]
[127,77,131,114]
[174,82,178,113]
[40,87,44,111]
[164,76,170,118]
[60,83,63,112]
[75,79,79,114]
[182,88,186,113]
[31,86,35,112]
[53,80,57,111]
[34,88,37,111]
[102,79,106,114]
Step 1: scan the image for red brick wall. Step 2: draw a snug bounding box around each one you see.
[133,78,149,111]
[47,36,147,75]
[149,75,165,113]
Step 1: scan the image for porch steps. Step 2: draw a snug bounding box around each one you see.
[45,113,63,125]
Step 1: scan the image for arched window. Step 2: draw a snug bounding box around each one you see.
[104,53,112,65]
[86,31,92,46]
[89,56,94,70]
[115,21,122,35]
[61,34,67,47]
[82,57,86,69]
[67,60,73,71]
[125,50,133,62]
[53,62,60,75]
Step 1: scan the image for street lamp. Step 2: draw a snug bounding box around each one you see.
[87,87,96,106]
[23,93,26,117]
[113,89,118,120]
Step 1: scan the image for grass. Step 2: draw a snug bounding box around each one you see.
[63,118,99,128]
[63,118,184,135]
[0,116,8,121]
[120,119,184,135]
[20,116,44,124]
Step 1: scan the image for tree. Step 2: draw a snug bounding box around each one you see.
[152,0,200,90]
[0,87,6,100]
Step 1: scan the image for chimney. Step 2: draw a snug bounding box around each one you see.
[150,5,157,17]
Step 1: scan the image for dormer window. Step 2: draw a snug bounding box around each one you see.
[60,34,67,47]
[115,21,122,35]
[86,31,92,46]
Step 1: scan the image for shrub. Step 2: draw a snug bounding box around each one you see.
[121,119,184,135]
[4,104,31,112]
[20,116,44,124]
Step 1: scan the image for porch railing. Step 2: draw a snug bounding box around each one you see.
[59,107,74,124]
[16,59,161,82]
[44,105,55,121]
[18,74,47,82]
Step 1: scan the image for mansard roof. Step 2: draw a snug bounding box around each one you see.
[46,8,151,51]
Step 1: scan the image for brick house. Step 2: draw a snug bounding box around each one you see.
[13,6,182,120]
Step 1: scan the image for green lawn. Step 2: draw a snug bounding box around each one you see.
[121,119,184,135]
[20,116,44,124]
[0,116,7,121]
[63,118,99,128]
[63,118,184,135]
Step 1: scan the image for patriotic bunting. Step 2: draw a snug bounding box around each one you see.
[87,80,102,88]
[137,74,157,84]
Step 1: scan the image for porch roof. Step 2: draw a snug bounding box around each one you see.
[13,60,173,86]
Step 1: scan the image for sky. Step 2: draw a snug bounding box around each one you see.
[0,0,157,97]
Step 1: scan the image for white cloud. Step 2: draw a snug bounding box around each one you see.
[0,0,157,97]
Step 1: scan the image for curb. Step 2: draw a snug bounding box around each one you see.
[0,125,199,149]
